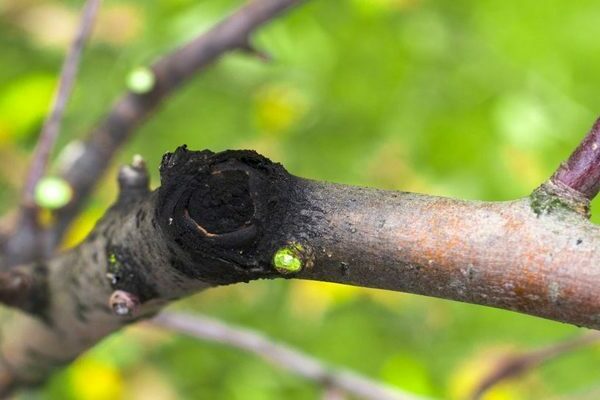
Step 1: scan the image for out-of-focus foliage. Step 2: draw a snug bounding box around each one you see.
[3,0,600,399]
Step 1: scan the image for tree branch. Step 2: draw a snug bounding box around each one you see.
[152,312,426,400]
[49,0,303,250]
[2,140,600,394]
[472,331,600,399]
[3,0,101,266]
[551,118,600,201]
[2,2,600,394]
[22,0,101,207]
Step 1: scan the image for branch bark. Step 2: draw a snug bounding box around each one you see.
[1,145,600,394]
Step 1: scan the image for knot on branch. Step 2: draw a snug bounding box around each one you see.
[157,146,293,285]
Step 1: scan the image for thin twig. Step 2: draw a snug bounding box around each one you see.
[22,0,101,209]
[152,312,430,400]
[322,386,348,400]
[472,332,600,399]
[2,0,101,267]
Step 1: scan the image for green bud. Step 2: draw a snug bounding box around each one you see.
[127,66,155,94]
[273,243,304,274]
[34,177,72,209]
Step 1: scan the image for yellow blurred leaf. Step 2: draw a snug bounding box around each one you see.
[0,120,12,147]
[14,3,143,49]
[125,366,177,400]
[253,84,309,135]
[95,5,144,46]
[290,280,362,319]
[69,358,123,400]
[16,4,77,49]
[63,208,103,249]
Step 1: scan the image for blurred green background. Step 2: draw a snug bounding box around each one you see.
[3,0,600,398]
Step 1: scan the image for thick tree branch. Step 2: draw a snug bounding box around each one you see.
[152,312,425,400]
[2,140,600,394]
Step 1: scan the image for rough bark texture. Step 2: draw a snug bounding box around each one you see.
[294,182,598,326]
[1,147,600,394]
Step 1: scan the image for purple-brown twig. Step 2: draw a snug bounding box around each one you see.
[551,118,600,200]
[472,332,600,399]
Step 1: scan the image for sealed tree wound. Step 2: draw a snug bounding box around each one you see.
[186,170,255,234]
[157,146,295,285]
